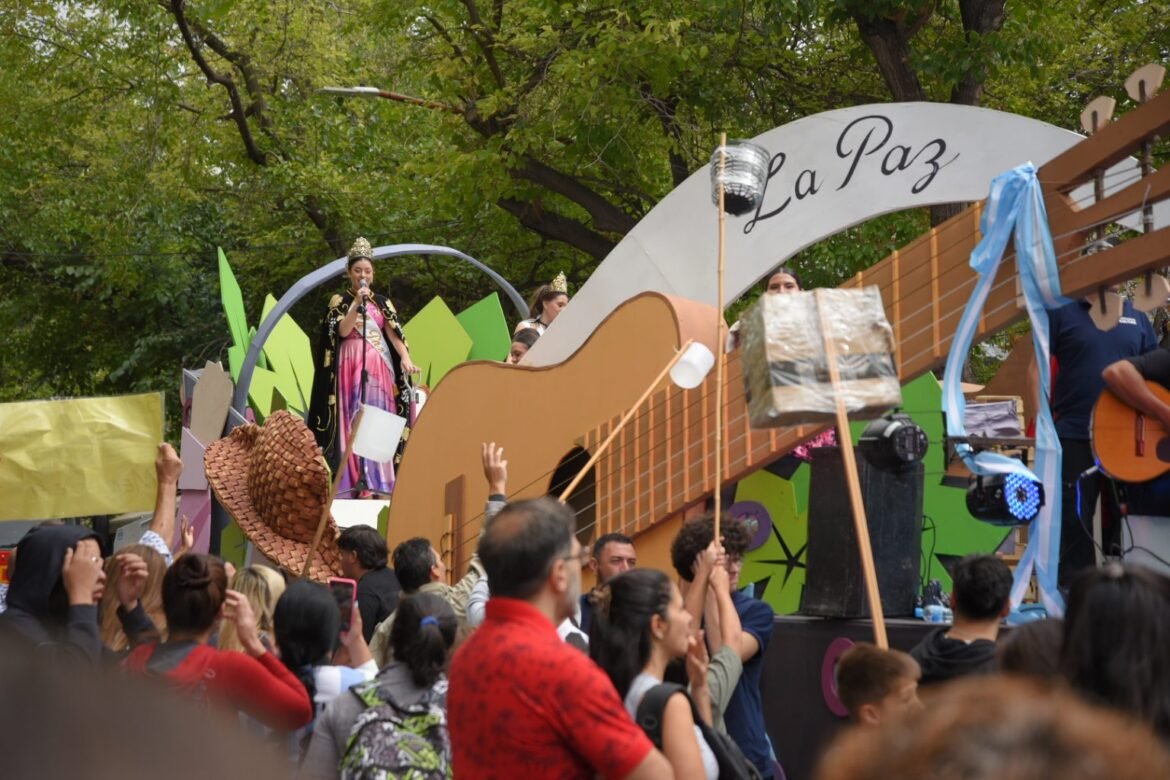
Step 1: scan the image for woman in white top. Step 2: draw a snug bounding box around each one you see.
[590,568,718,780]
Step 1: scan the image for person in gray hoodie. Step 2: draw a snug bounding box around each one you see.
[0,524,153,663]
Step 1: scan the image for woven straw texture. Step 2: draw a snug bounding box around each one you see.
[205,410,341,582]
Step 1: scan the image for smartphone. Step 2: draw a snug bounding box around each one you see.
[328,577,358,633]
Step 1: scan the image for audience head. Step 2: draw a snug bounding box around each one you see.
[273,580,340,702]
[589,568,691,698]
[949,554,1012,622]
[766,266,803,294]
[835,642,922,726]
[996,618,1063,679]
[670,514,751,586]
[590,533,636,583]
[528,284,570,323]
[390,592,458,688]
[100,544,166,652]
[338,525,389,579]
[6,525,104,624]
[0,636,287,780]
[813,676,1170,780]
[1061,563,1170,738]
[478,497,580,620]
[508,328,540,364]
[217,565,283,653]
[161,553,228,638]
[393,538,445,593]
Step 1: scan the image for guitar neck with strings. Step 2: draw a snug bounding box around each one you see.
[388,87,1170,577]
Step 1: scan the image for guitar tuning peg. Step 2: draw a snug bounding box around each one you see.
[1125,64,1166,103]
[1080,96,1117,135]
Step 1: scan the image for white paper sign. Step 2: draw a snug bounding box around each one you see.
[351,404,406,463]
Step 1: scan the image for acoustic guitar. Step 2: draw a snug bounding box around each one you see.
[1092,381,1170,482]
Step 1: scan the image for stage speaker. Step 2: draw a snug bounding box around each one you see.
[800,447,923,618]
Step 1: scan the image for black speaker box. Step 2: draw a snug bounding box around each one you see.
[800,447,924,618]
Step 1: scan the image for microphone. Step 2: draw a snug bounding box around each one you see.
[1079,465,1099,480]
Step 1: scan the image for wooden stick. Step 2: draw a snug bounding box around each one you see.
[714,132,727,542]
[302,407,364,578]
[814,289,888,648]
[559,340,696,503]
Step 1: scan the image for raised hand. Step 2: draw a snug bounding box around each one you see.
[224,589,264,657]
[481,442,508,495]
[155,442,182,484]
[62,542,105,606]
[175,516,194,559]
[115,552,149,610]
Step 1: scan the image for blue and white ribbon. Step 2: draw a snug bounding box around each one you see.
[941,163,1072,616]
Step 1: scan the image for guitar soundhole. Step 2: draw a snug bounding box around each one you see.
[549,447,597,547]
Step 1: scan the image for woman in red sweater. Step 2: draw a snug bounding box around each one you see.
[126,554,312,731]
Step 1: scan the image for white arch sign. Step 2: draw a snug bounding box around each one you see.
[527,102,1157,366]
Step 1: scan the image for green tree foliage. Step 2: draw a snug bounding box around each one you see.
[2,0,1167,425]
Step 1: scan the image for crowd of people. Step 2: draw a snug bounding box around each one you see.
[6,260,1170,779]
[4,433,1170,780]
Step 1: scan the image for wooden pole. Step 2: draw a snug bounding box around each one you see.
[559,339,696,503]
[302,407,364,578]
[714,133,727,542]
[814,289,889,648]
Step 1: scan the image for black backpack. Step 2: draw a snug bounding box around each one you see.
[635,682,762,780]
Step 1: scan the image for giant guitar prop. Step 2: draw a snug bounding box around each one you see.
[388,85,1170,579]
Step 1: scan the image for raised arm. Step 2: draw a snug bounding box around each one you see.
[682,541,719,634]
[148,443,182,555]
[707,562,756,663]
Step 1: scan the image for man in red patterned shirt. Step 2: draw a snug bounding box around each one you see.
[448,497,673,779]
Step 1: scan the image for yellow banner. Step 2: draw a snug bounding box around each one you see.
[0,393,164,521]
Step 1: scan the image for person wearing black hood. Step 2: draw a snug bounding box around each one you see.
[910,554,1012,686]
[0,525,154,663]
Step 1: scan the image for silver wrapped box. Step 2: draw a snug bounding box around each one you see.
[740,287,901,427]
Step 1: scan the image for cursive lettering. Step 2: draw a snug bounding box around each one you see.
[743,112,959,233]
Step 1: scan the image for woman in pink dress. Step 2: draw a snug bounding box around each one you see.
[309,238,419,497]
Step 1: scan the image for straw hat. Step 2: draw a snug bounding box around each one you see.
[204,410,341,582]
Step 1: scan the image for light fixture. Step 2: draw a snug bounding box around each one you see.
[858,411,929,470]
[709,140,770,216]
[966,472,1045,526]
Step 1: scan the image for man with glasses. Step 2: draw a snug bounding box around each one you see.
[449,497,672,779]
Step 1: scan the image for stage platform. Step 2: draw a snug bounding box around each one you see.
[760,614,938,780]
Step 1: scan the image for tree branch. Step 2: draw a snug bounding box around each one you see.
[511,157,637,235]
[639,83,689,188]
[424,15,469,65]
[950,0,1007,106]
[852,9,929,102]
[167,0,268,165]
[497,198,617,261]
[459,0,506,89]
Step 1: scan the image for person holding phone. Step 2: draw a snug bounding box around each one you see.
[337,525,401,644]
[273,580,377,762]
